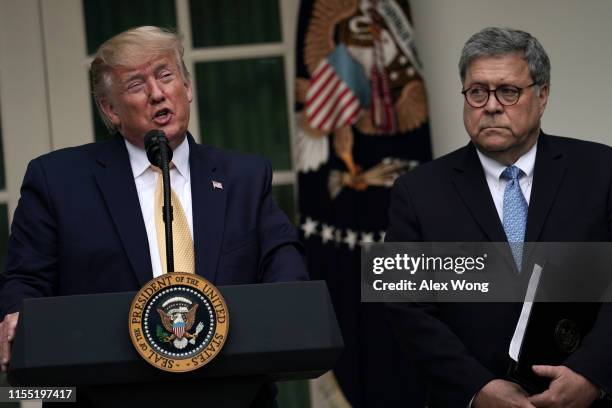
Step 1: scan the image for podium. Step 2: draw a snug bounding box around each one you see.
[8,281,343,407]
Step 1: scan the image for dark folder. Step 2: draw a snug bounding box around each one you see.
[508,301,600,393]
[507,262,601,394]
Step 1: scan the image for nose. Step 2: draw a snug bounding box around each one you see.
[483,91,503,114]
[147,78,165,104]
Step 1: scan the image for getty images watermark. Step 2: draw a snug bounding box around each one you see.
[372,251,489,292]
[361,243,612,302]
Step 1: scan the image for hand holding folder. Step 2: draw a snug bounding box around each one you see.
[507,263,600,394]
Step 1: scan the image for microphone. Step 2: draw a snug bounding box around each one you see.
[144,129,173,168]
[144,129,175,273]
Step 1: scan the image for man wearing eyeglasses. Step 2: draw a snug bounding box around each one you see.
[386,27,612,407]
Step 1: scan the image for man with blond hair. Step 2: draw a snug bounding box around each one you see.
[0,26,307,406]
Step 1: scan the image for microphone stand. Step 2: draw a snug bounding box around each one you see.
[159,140,174,273]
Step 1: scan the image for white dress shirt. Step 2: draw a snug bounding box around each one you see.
[125,137,194,277]
[475,142,537,222]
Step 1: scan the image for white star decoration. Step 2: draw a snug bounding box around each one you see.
[301,217,318,239]
[299,218,389,249]
[344,229,358,250]
[321,224,334,244]
[360,232,374,245]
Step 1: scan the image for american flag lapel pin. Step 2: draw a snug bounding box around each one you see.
[212,180,223,190]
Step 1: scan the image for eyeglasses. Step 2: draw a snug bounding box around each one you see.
[461,83,537,108]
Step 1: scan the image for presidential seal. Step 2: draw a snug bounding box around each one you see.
[554,318,581,354]
[128,273,229,372]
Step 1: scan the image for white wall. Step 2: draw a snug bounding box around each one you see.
[0,0,53,217]
[410,0,612,158]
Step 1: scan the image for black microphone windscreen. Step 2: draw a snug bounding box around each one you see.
[143,130,172,167]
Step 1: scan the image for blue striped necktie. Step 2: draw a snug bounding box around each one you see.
[501,165,528,270]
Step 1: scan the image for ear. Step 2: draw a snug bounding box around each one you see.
[185,79,193,103]
[537,84,549,115]
[98,97,121,127]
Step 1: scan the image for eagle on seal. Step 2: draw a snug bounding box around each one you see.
[157,303,202,350]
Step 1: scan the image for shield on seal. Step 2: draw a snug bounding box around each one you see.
[173,321,186,339]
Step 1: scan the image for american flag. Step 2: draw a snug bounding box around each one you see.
[305,45,370,133]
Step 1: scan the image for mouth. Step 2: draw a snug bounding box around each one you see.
[480,126,509,133]
[152,108,173,126]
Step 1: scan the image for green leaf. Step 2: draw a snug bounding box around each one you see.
[156,324,170,342]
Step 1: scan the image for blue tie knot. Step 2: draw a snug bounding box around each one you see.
[501,165,522,181]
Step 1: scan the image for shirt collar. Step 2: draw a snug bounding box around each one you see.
[124,139,150,179]
[476,142,537,181]
[171,136,190,181]
[124,135,191,181]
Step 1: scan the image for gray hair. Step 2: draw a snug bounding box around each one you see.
[459,27,550,87]
[90,26,191,134]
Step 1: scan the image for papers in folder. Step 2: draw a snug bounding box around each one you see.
[509,263,543,361]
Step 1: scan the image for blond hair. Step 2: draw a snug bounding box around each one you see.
[90,26,190,133]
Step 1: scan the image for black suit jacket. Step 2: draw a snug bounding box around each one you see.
[0,133,307,317]
[2,134,307,407]
[385,133,612,407]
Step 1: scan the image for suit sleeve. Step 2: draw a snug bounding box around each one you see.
[0,159,58,316]
[564,168,612,394]
[256,159,308,283]
[385,177,496,406]
[564,302,612,396]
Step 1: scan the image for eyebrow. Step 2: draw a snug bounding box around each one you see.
[122,73,144,85]
[121,62,173,84]
[466,81,520,88]
[153,63,171,74]
[466,81,490,87]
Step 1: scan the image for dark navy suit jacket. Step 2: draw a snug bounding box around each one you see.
[385,133,612,407]
[0,133,307,316]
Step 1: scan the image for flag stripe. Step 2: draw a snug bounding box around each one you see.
[311,59,331,82]
[306,66,337,111]
[320,89,354,130]
[334,97,361,129]
[306,65,334,100]
[312,84,350,129]
[306,77,342,120]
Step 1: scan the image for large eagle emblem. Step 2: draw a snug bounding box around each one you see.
[295,0,428,193]
[157,302,204,350]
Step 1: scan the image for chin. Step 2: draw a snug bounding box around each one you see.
[166,131,187,148]
[476,133,514,151]
[481,144,512,154]
[473,141,514,155]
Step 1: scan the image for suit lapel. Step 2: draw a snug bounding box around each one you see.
[93,135,153,286]
[525,133,566,242]
[451,144,521,273]
[189,136,227,283]
[451,143,508,242]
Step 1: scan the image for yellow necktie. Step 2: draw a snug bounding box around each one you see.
[153,166,195,274]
